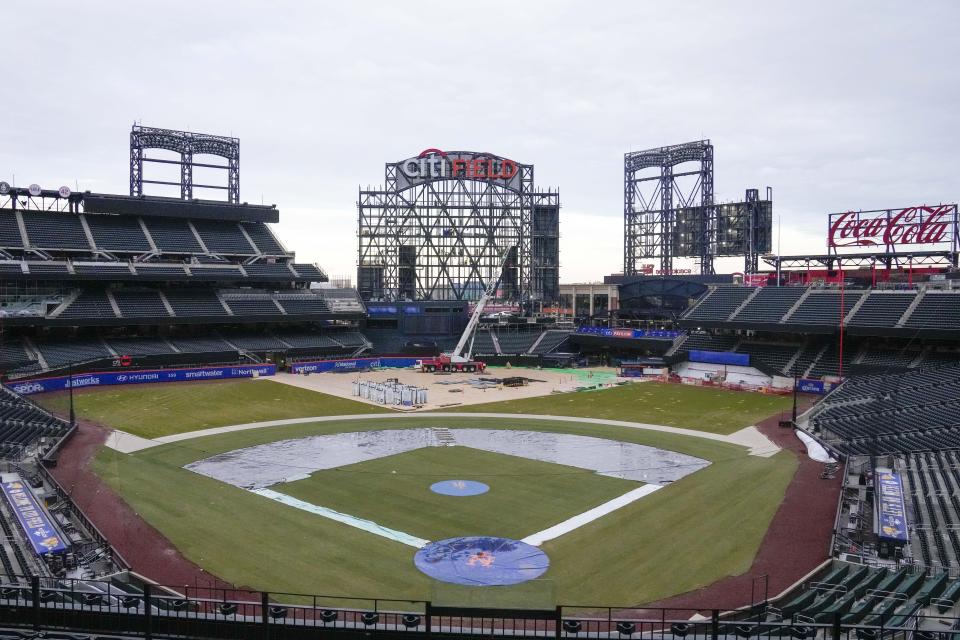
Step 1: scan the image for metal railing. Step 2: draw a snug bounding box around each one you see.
[0,573,954,640]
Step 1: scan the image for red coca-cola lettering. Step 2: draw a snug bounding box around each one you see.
[828,205,955,248]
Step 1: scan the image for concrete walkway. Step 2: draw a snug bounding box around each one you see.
[105,412,780,457]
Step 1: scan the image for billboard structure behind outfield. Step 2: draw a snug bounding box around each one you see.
[358,149,559,307]
[624,140,773,276]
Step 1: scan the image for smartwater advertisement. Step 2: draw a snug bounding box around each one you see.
[8,364,276,395]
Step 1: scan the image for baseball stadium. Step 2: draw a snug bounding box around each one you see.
[0,128,958,640]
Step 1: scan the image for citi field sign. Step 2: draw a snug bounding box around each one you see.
[393,149,523,190]
[828,204,958,252]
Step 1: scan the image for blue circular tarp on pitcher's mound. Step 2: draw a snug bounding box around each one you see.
[430,480,490,496]
[414,537,549,586]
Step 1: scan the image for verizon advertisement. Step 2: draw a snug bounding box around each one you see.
[392,149,524,191]
[828,204,958,253]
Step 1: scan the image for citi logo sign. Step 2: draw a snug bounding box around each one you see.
[400,149,518,181]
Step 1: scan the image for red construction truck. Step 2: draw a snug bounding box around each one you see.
[418,245,512,375]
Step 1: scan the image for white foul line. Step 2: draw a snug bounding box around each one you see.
[521,484,662,546]
[250,488,429,549]
[251,484,664,550]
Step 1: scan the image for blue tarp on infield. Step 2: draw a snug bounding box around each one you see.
[430,480,490,496]
[414,537,549,586]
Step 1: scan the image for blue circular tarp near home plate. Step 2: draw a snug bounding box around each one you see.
[430,480,490,496]
[414,536,549,586]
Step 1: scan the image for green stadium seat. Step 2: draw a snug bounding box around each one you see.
[914,574,949,607]
[934,578,960,613]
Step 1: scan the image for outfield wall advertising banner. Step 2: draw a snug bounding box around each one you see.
[9,364,276,395]
[291,357,420,374]
[1,480,68,555]
[576,327,683,340]
[688,350,750,366]
[876,469,909,542]
[797,379,826,394]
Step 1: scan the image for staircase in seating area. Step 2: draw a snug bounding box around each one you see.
[780,288,813,323]
[802,343,830,378]
[843,293,870,324]
[665,333,688,357]
[728,286,762,321]
[489,330,502,355]
[896,289,926,327]
[681,286,716,319]
[526,331,547,354]
[781,340,807,375]
[48,290,80,318]
[22,336,48,371]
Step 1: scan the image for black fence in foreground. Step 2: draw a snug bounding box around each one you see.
[0,575,957,640]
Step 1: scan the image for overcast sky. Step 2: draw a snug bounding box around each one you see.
[3,1,957,282]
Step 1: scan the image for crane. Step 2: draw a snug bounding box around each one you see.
[419,246,514,374]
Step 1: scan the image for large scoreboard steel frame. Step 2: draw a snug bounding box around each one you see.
[130,124,240,203]
[623,140,772,275]
[357,150,559,305]
[624,140,715,275]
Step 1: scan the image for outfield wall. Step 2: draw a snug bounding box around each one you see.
[7,364,277,395]
[290,357,420,373]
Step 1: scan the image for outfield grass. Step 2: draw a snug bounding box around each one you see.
[35,379,387,439]
[276,446,638,541]
[35,375,791,440]
[434,382,793,434]
[93,416,796,606]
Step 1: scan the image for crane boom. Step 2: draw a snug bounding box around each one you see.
[448,246,515,362]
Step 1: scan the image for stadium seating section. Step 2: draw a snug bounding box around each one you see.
[86,214,152,252]
[0,208,329,292]
[904,292,960,330]
[684,285,755,322]
[794,291,862,324]
[811,365,960,455]
[14,287,366,323]
[731,286,805,323]
[770,561,957,627]
[682,284,960,333]
[847,292,915,327]
[902,451,960,571]
[0,385,70,459]
[494,330,542,355]
[0,326,382,376]
[57,291,116,319]
[531,330,570,354]
[472,329,496,355]
[677,332,739,352]
[111,290,169,317]
[162,290,228,316]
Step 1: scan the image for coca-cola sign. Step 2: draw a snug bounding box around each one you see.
[828,204,958,250]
